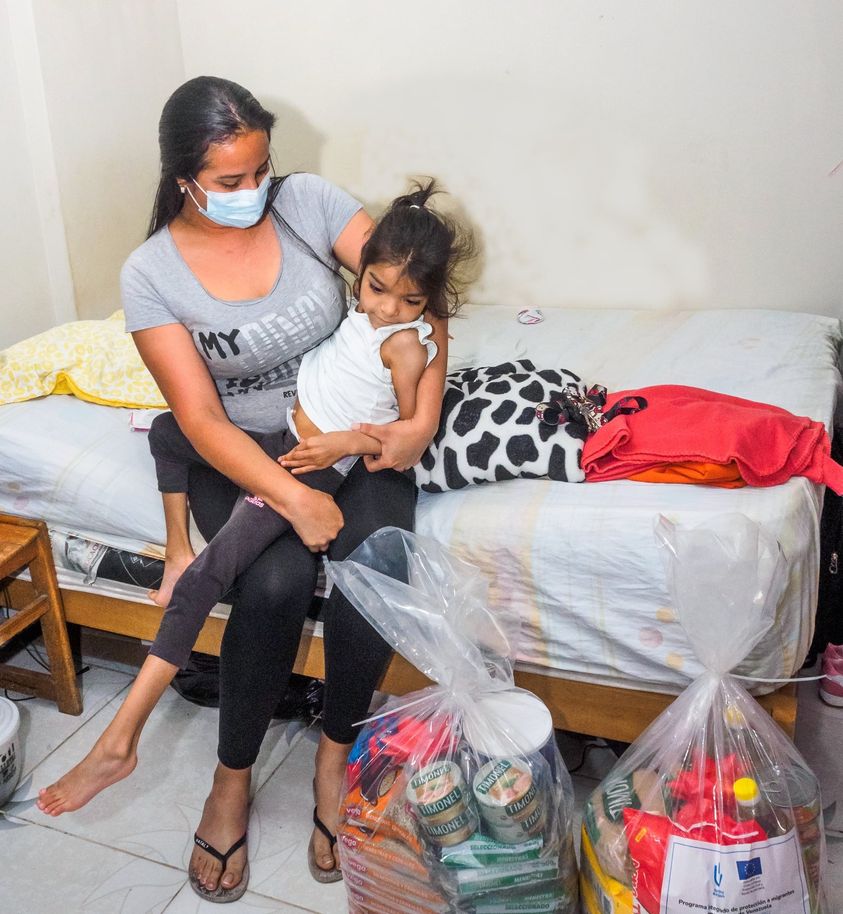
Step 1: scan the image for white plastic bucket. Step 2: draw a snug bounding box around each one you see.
[0,696,21,806]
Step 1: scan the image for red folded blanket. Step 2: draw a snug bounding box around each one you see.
[582,385,843,494]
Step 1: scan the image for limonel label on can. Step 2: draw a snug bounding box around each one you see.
[409,761,456,791]
[417,785,465,818]
[474,759,535,817]
[422,808,475,837]
[474,759,516,798]
[504,780,538,817]
[487,815,546,846]
[519,805,545,833]
[407,760,470,820]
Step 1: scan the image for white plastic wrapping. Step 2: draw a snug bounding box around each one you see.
[580,515,828,914]
[327,528,578,914]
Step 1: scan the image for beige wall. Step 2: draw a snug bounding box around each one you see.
[177,0,843,316]
[31,0,184,320]
[0,0,66,348]
[2,1,842,343]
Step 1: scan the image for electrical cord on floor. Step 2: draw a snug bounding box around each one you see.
[565,739,607,775]
[1,585,90,698]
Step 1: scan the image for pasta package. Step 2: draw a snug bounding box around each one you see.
[328,529,578,914]
[582,767,667,883]
[581,516,829,914]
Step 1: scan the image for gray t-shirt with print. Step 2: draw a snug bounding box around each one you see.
[121,173,361,433]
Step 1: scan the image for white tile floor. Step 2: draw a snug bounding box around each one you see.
[1,634,841,913]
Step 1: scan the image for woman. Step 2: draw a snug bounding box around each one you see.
[40,76,446,902]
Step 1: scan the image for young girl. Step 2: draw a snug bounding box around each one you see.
[37,180,473,871]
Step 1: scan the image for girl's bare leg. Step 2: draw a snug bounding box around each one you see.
[150,491,196,607]
[36,654,178,815]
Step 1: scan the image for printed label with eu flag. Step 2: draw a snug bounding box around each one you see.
[659,831,810,914]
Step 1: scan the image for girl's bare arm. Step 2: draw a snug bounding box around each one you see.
[355,314,448,470]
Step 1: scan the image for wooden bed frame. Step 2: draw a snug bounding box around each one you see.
[7,579,798,742]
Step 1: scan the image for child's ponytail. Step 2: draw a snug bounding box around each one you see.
[359,179,476,319]
[390,180,439,212]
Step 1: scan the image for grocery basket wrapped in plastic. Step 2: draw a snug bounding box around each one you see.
[326,527,578,914]
[580,514,828,914]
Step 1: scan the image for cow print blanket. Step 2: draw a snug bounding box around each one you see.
[411,360,588,492]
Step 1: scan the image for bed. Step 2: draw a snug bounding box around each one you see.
[2,306,841,741]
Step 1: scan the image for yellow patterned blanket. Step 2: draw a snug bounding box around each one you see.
[0,311,166,409]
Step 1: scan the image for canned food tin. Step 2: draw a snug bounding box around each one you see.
[487,806,547,845]
[762,765,821,816]
[504,780,540,821]
[406,760,473,827]
[473,758,545,844]
[420,806,478,846]
[760,764,823,902]
[474,760,534,816]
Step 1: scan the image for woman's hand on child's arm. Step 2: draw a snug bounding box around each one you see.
[355,421,428,471]
[357,317,448,471]
[278,430,381,475]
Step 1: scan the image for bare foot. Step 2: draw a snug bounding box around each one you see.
[37,736,137,816]
[312,736,350,872]
[149,550,195,607]
[190,765,250,894]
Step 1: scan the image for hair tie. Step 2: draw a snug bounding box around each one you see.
[409,203,423,210]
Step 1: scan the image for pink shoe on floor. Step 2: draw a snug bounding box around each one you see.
[819,643,843,707]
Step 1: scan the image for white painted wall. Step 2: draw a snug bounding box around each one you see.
[0,0,64,348]
[177,0,843,316]
[30,0,184,320]
[3,0,842,342]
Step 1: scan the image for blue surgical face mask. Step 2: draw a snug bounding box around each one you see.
[186,172,271,228]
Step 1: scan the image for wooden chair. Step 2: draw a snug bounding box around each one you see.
[0,513,82,714]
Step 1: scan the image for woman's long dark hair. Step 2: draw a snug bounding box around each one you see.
[147,76,341,281]
[148,76,277,238]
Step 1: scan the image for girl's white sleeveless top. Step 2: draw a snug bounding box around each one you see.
[296,301,437,434]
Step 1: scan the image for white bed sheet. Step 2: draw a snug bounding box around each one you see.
[0,307,840,694]
[0,396,165,556]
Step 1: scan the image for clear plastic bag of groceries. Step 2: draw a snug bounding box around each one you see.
[326,527,578,914]
[580,514,828,914]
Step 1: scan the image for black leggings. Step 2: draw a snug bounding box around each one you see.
[148,413,416,765]
[149,421,346,671]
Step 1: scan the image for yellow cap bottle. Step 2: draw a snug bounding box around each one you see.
[733,777,787,838]
[733,777,761,805]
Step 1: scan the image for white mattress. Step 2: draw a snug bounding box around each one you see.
[0,307,840,694]
[0,397,166,557]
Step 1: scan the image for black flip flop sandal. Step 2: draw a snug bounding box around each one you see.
[307,807,342,884]
[189,831,250,903]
